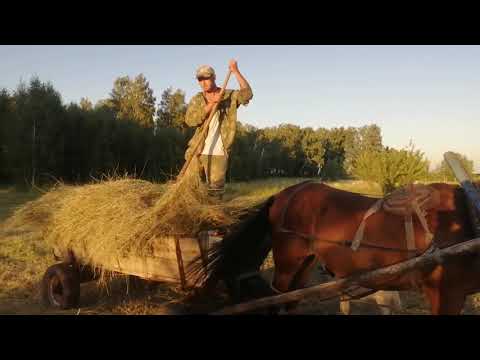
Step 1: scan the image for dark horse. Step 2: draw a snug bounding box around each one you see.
[188,180,480,315]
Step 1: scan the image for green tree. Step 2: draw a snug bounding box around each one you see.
[228,122,261,181]
[259,124,305,177]
[79,97,93,111]
[301,127,327,176]
[156,87,187,130]
[353,143,429,194]
[108,74,156,128]
[0,89,12,183]
[151,126,187,180]
[94,99,112,110]
[358,124,383,153]
[343,127,360,176]
[338,124,383,178]
[8,78,66,187]
[322,127,348,180]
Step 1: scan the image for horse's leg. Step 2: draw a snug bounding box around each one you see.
[423,286,466,315]
[339,297,351,315]
[268,224,325,314]
[436,291,465,315]
[421,265,467,315]
[268,270,293,314]
[284,254,318,313]
[372,291,402,315]
[269,254,317,314]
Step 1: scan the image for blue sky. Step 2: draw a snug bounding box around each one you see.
[1,45,479,171]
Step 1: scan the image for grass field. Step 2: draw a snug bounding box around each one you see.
[1,179,479,315]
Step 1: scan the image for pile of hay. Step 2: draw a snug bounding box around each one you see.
[4,159,246,273]
[2,184,75,231]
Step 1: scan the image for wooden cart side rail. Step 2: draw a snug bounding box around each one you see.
[53,235,218,286]
[213,236,480,315]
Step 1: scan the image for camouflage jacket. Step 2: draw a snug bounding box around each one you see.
[184,86,253,159]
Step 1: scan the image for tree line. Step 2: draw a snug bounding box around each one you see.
[0,76,475,193]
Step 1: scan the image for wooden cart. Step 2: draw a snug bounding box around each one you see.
[41,231,221,309]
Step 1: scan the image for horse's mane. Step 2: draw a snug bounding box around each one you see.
[186,197,275,290]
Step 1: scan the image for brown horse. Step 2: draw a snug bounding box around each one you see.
[189,180,480,315]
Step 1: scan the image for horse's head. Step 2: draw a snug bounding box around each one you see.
[409,183,476,249]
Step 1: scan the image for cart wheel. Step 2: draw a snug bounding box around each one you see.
[78,265,98,283]
[41,263,80,309]
[127,276,158,295]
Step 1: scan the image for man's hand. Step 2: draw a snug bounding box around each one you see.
[229,59,250,95]
[229,59,240,74]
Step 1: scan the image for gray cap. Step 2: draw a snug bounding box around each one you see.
[196,65,216,79]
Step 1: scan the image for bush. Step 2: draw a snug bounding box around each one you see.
[353,144,429,195]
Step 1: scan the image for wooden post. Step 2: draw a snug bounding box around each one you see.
[444,151,480,212]
[174,236,187,291]
[213,236,480,314]
[444,151,480,236]
[197,231,210,269]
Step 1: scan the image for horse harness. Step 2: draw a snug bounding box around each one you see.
[275,181,440,257]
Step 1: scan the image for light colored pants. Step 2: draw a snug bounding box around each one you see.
[199,155,228,197]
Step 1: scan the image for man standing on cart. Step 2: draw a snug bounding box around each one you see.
[184,60,253,200]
